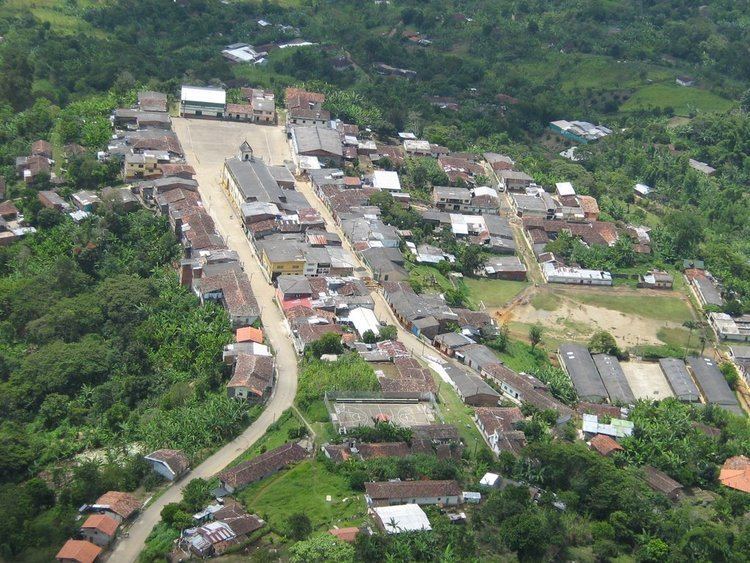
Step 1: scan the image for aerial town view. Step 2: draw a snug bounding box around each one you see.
[1,1,750,562]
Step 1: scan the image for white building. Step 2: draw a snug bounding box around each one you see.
[347,307,381,338]
[371,504,432,534]
[180,85,226,118]
[372,170,401,192]
[555,182,576,197]
[542,262,612,286]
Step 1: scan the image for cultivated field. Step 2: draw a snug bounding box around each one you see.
[621,82,734,115]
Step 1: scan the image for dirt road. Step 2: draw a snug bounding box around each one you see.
[109,118,297,563]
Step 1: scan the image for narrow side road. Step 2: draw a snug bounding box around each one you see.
[109,120,299,563]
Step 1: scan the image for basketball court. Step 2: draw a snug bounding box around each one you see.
[330,399,437,432]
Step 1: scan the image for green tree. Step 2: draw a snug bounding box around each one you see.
[719,362,739,390]
[289,533,356,563]
[306,333,344,359]
[287,512,313,540]
[587,330,621,357]
[528,324,543,351]
[379,325,398,341]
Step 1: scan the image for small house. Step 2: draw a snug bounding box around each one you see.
[364,480,463,507]
[80,514,119,547]
[55,539,102,563]
[144,449,190,481]
[638,270,673,289]
[719,455,750,494]
[642,466,683,500]
[91,491,141,522]
[588,434,624,457]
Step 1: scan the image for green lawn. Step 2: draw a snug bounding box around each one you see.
[530,292,560,311]
[656,326,703,353]
[464,278,529,309]
[532,288,694,323]
[230,409,305,466]
[238,460,366,533]
[408,264,455,294]
[0,0,109,36]
[575,292,694,323]
[499,332,562,371]
[429,370,488,455]
[621,82,733,116]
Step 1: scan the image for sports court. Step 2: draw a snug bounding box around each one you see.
[330,399,437,433]
[621,361,674,400]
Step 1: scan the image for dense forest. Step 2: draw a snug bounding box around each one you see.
[0,0,749,561]
[0,209,252,560]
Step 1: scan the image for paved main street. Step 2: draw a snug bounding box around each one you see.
[109,118,296,563]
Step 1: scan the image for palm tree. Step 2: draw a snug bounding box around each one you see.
[682,320,699,358]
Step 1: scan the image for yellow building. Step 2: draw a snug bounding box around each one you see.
[258,241,306,279]
[124,153,159,180]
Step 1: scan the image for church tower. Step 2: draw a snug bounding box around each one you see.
[239,140,253,162]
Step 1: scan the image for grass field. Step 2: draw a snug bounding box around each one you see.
[573,291,694,323]
[621,82,733,115]
[408,264,455,294]
[517,54,672,93]
[230,409,305,466]
[531,288,694,323]
[427,368,488,455]
[464,278,529,309]
[0,0,109,36]
[238,459,366,533]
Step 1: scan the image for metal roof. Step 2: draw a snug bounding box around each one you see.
[559,344,608,402]
[225,157,283,204]
[659,358,700,402]
[443,364,499,399]
[372,504,431,533]
[592,354,635,405]
[686,356,740,410]
[181,85,226,105]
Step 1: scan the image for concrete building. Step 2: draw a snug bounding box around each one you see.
[498,170,533,191]
[543,262,612,286]
[180,85,226,118]
[709,313,750,343]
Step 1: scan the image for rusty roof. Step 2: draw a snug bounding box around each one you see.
[365,479,461,500]
[95,491,141,519]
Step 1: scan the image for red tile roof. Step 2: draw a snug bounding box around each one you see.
[227,354,274,396]
[55,539,102,563]
[236,326,264,344]
[589,434,623,456]
[475,406,523,435]
[219,443,307,489]
[81,514,119,537]
[95,491,141,519]
[365,479,462,500]
[329,527,360,542]
[719,455,750,493]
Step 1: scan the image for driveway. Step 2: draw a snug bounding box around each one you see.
[109,118,297,563]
